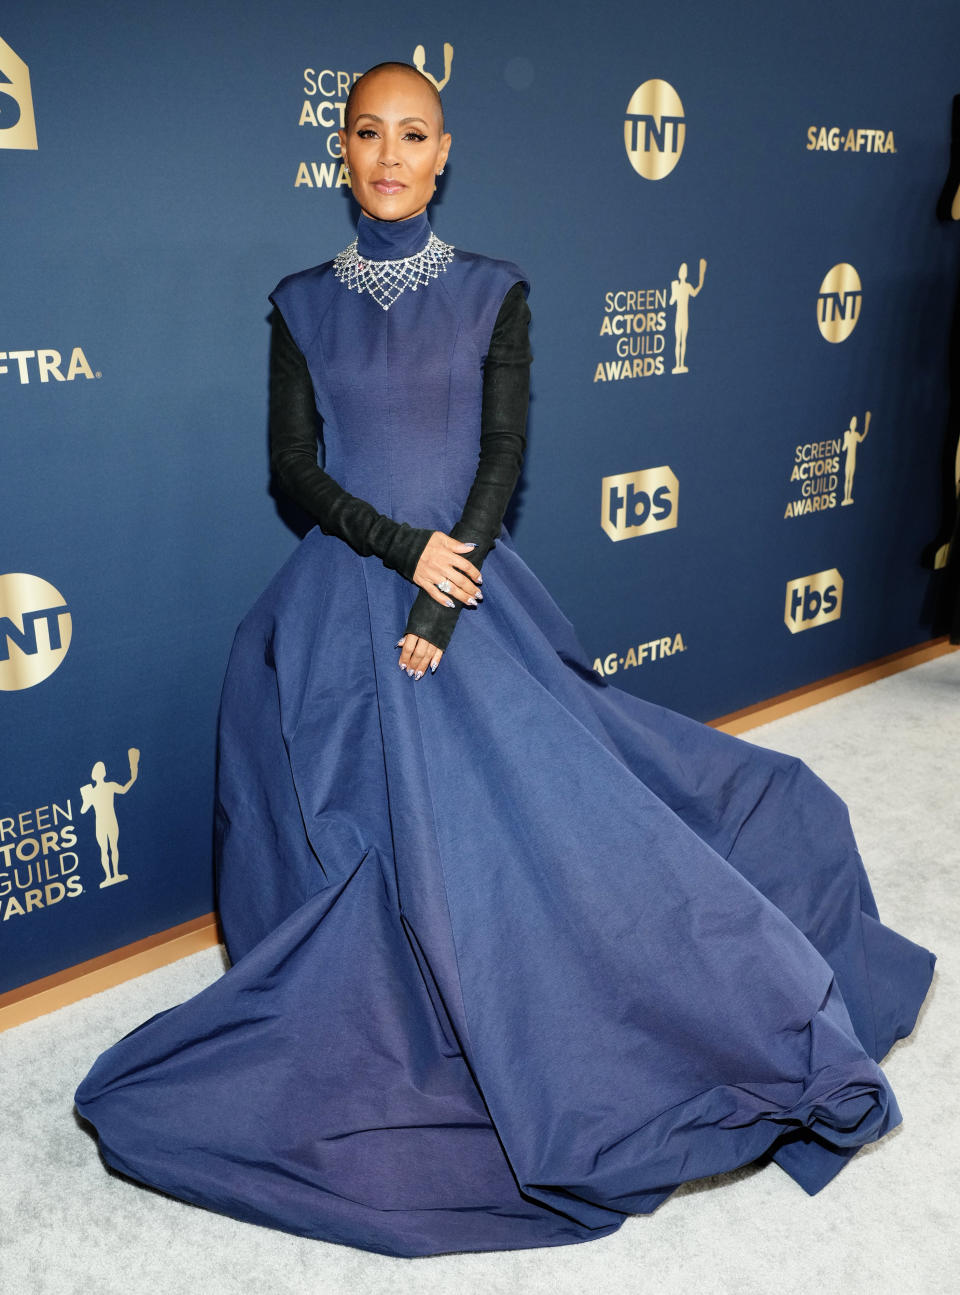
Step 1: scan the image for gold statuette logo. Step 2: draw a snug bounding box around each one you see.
[601,467,678,541]
[413,42,453,91]
[817,264,862,343]
[81,748,140,889]
[624,80,685,180]
[0,36,37,151]
[0,573,71,691]
[670,259,706,373]
[784,569,843,633]
[841,410,870,504]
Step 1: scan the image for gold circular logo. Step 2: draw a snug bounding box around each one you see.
[0,573,72,691]
[624,80,685,180]
[817,263,862,342]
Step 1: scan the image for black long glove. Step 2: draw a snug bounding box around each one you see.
[402,281,532,652]
[269,310,434,582]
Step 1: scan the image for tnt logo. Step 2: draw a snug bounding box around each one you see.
[601,467,678,541]
[624,79,685,180]
[784,568,843,633]
[0,573,72,691]
[0,36,38,151]
[817,264,862,342]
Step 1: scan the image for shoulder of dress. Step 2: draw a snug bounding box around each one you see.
[438,250,531,359]
[449,247,530,294]
[270,259,337,305]
[268,261,340,351]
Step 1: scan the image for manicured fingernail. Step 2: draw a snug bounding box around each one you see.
[475,591,483,600]
[406,667,414,677]
[398,660,406,670]
[430,661,438,673]
[414,669,423,680]
[463,542,477,549]
[444,597,455,608]
[476,574,483,584]
[467,598,477,607]
[395,637,405,647]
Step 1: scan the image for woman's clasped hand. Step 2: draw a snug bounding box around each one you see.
[397,532,484,677]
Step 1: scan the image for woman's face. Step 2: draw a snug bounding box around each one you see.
[338,68,451,224]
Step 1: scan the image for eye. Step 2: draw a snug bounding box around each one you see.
[403,131,427,142]
[356,127,379,139]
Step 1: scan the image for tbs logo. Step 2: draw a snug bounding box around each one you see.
[601,467,678,541]
[784,568,843,633]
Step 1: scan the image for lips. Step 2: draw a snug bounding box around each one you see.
[372,180,406,194]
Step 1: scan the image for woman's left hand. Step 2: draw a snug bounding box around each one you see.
[396,633,443,678]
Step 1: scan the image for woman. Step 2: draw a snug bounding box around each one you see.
[76,63,935,1259]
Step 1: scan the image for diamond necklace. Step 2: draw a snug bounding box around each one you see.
[332,231,455,311]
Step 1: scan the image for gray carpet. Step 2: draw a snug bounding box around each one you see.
[2,655,957,1295]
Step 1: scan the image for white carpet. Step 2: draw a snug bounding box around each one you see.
[1,655,956,1295]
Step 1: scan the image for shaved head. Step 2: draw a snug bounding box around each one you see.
[345,62,445,132]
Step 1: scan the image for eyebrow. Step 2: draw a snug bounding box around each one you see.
[354,113,431,127]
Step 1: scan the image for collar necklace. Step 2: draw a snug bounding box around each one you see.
[333,230,455,311]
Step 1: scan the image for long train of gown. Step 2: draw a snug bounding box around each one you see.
[75,520,936,1258]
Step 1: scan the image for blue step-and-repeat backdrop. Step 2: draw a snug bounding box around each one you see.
[3,1,959,994]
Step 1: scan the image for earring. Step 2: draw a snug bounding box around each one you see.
[437,168,444,176]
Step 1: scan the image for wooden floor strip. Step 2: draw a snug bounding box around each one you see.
[710,637,956,735]
[0,914,220,1033]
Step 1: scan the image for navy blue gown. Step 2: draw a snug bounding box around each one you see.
[75,212,936,1259]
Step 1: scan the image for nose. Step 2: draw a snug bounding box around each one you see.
[377,135,399,168]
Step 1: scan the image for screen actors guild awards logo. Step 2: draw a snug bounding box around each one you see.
[784,410,872,518]
[0,36,37,151]
[595,260,706,383]
[0,803,80,922]
[0,573,71,691]
[817,264,862,342]
[624,80,685,180]
[81,749,140,888]
[601,467,678,541]
[784,569,843,633]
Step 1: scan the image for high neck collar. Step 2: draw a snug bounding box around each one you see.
[356,210,432,260]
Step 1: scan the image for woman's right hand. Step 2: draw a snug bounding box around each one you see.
[412,532,483,608]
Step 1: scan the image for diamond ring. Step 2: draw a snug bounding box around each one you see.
[437,578,452,594]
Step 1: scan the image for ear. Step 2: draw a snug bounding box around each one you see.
[437,131,452,172]
[337,128,348,162]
